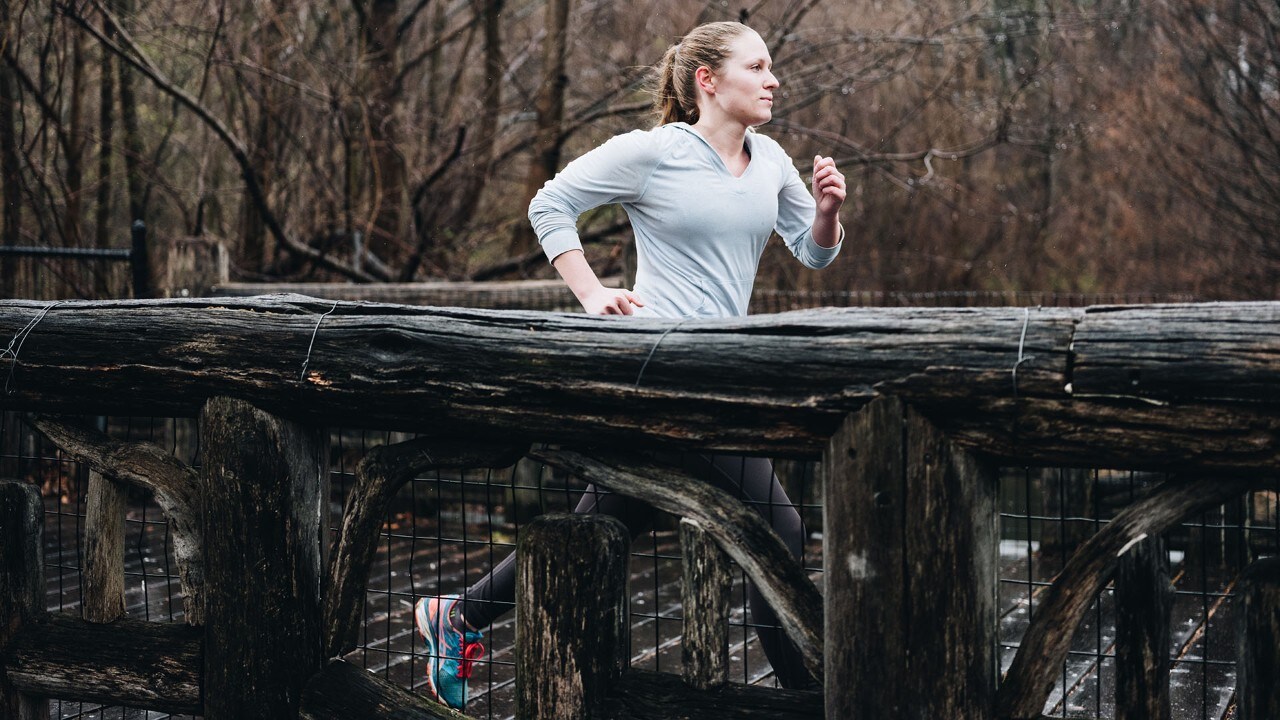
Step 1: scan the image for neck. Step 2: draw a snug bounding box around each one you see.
[690,114,749,159]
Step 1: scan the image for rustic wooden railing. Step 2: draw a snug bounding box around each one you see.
[0,295,1277,720]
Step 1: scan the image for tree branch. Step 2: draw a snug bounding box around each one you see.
[58,0,378,282]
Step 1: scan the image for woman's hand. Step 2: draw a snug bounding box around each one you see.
[812,155,846,217]
[581,285,646,315]
[551,249,646,315]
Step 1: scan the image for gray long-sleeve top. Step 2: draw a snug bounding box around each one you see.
[528,122,842,319]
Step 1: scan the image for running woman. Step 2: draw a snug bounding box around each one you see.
[416,20,846,709]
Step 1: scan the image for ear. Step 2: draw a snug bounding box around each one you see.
[694,65,716,95]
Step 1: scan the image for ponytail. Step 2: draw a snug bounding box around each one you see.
[651,22,752,126]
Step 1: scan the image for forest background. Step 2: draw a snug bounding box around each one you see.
[1,0,1277,300]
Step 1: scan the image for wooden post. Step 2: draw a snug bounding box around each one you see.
[1114,535,1171,720]
[0,479,48,720]
[822,397,997,720]
[516,513,629,720]
[1236,556,1280,720]
[200,397,326,720]
[680,518,731,690]
[82,470,126,623]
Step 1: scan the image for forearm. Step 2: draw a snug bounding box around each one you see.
[552,249,606,303]
[811,211,843,249]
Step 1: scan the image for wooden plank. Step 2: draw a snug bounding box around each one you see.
[299,659,470,720]
[528,448,824,683]
[4,612,201,714]
[1236,556,1280,720]
[0,479,46,720]
[822,398,997,719]
[600,669,821,720]
[1114,535,1171,720]
[82,470,126,622]
[997,475,1270,719]
[201,397,326,720]
[33,416,206,625]
[516,513,630,720]
[679,518,731,690]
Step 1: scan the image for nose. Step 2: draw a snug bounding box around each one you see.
[764,71,779,89]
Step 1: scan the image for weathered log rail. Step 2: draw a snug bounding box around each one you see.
[0,296,1277,720]
[0,296,1276,467]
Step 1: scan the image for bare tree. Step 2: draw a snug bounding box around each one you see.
[508,0,570,261]
[1154,0,1280,296]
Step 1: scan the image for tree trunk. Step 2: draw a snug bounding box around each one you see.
[516,513,629,720]
[1236,557,1280,720]
[0,0,22,299]
[509,0,570,260]
[1,299,1278,469]
[82,471,126,623]
[65,26,85,251]
[679,518,732,690]
[1114,535,1172,720]
[94,13,114,296]
[361,0,405,264]
[6,612,201,714]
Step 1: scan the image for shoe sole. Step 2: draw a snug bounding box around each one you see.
[415,598,443,703]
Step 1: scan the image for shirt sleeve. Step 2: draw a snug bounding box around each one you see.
[774,149,842,269]
[527,129,665,264]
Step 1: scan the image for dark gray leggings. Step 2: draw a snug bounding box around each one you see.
[458,453,815,689]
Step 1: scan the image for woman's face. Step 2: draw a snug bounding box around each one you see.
[703,31,779,127]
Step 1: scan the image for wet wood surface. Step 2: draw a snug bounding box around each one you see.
[997,475,1271,719]
[5,612,201,714]
[0,297,1276,468]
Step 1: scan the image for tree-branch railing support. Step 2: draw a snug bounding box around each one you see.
[1,297,1279,719]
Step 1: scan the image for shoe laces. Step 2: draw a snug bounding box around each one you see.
[457,638,485,679]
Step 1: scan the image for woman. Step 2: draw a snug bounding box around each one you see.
[416,21,845,709]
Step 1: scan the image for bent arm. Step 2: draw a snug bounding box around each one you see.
[776,152,845,268]
[552,249,645,315]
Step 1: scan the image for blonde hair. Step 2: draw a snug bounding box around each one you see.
[654,22,753,125]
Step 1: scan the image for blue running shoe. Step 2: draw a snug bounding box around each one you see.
[415,595,485,709]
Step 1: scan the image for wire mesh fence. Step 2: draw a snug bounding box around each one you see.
[997,468,1279,719]
[3,411,1275,719]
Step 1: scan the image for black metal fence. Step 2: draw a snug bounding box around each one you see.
[0,221,148,301]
